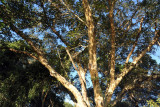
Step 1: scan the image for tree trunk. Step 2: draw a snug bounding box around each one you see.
[82,0,103,106]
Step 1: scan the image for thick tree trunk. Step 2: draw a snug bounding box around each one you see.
[82,0,103,106]
[82,0,103,107]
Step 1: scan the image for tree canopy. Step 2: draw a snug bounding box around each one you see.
[0,0,160,107]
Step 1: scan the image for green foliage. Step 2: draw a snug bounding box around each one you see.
[64,102,74,107]
[7,40,29,50]
[28,83,40,99]
[146,98,160,107]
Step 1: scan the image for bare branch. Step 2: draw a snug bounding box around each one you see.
[105,0,116,104]
[66,47,90,106]
[112,73,160,106]
[82,0,103,106]
[40,1,71,47]
[121,6,141,31]
[65,47,79,71]
[8,48,38,60]
[77,63,90,107]
[125,17,144,63]
[57,48,68,78]
[72,45,88,58]
[59,0,87,26]
[158,41,160,46]
[51,27,70,47]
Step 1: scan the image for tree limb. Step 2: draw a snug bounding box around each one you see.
[125,17,144,63]
[40,1,71,47]
[1,6,87,106]
[66,47,90,106]
[59,0,87,26]
[112,73,160,106]
[9,48,38,60]
[51,27,71,47]
[65,47,79,71]
[104,0,116,105]
[116,29,160,87]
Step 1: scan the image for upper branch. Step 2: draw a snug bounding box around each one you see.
[59,0,87,26]
[51,27,71,47]
[109,0,116,81]
[65,47,79,72]
[125,17,144,63]
[40,1,71,47]
[116,28,160,85]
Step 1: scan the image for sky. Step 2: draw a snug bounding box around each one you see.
[151,47,160,64]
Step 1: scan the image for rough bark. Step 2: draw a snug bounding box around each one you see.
[104,0,116,105]
[82,0,103,106]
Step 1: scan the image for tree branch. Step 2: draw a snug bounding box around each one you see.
[1,6,87,106]
[122,6,141,31]
[116,29,160,87]
[59,0,87,26]
[9,48,38,60]
[104,0,116,105]
[40,1,71,47]
[125,17,144,63]
[66,47,90,106]
[112,73,160,106]
[65,47,79,71]
[158,41,160,46]
[57,48,68,78]
[51,27,71,47]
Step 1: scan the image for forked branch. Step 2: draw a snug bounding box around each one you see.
[116,27,160,86]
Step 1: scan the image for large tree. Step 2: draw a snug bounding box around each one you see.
[0,0,159,107]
